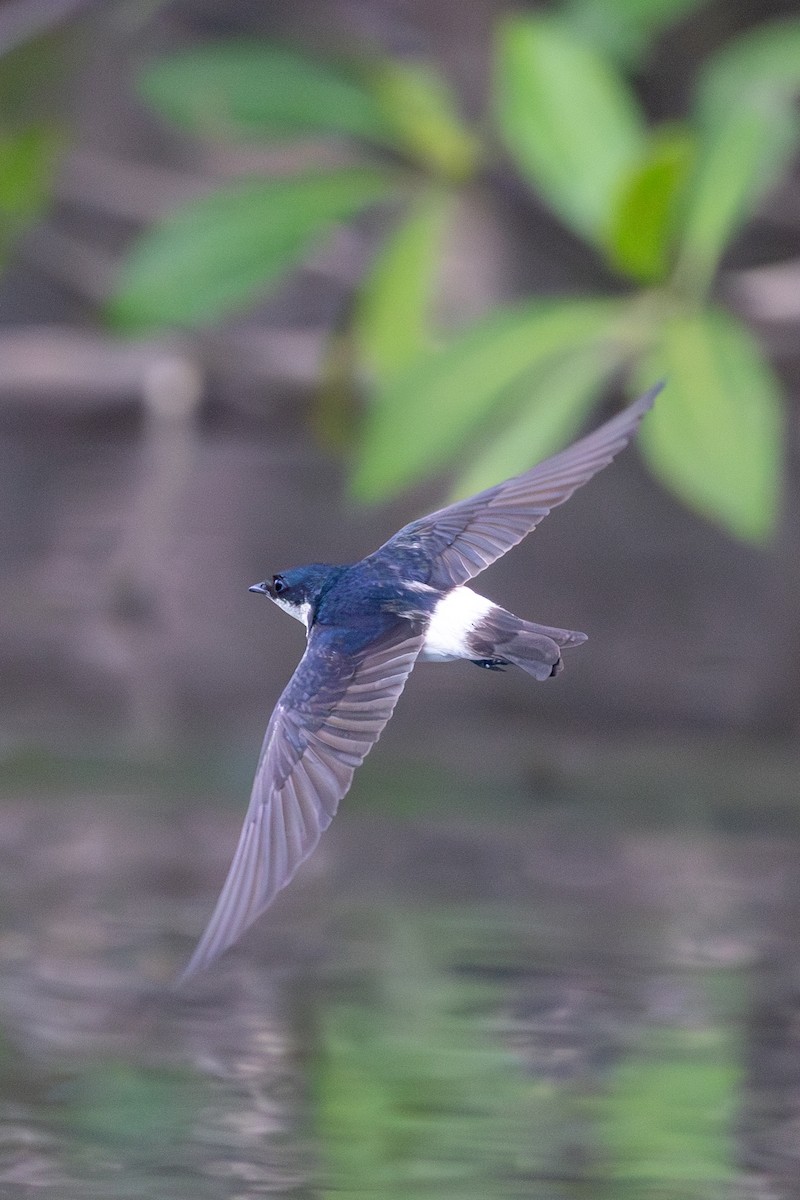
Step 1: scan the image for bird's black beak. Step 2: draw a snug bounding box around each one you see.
[249,581,269,596]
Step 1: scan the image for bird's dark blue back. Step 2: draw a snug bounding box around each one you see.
[313,554,439,639]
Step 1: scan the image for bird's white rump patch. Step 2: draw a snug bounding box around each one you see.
[421,587,494,662]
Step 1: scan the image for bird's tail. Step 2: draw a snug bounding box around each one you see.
[471,607,587,680]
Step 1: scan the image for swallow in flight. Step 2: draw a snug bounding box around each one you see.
[181,384,661,978]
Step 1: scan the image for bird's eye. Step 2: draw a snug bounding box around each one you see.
[273,576,286,595]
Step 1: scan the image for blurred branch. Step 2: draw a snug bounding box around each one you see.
[0,326,325,411]
[108,355,204,749]
[729,258,800,324]
[0,327,197,409]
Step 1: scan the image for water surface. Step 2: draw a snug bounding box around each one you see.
[0,751,797,1198]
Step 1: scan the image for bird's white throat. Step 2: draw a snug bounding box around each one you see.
[421,587,494,661]
[271,596,312,631]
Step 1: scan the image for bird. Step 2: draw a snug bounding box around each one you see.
[180,383,661,979]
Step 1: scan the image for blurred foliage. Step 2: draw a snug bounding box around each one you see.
[355,187,451,382]
[596,967,744,1194]
[0,124,59,259]
[354,297,634,497]
[559,0,712,67]
[111,168,396,328]
[0,34,67,265]
[313,912,585,1197]
[53,1061,197,1158]
[139,41,394,144]
[637,306,782,541]
[311,909,741,1197]
[496,15,648,243]
[110,3,800,543]
[599,1026,739,1191]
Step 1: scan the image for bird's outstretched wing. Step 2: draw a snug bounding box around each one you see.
[181,618,424,979]
[371,384,661,590]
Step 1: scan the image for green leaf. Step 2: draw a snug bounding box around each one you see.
[605,125,695,283]
[108,169,395,331]
[676,19,800,296]
[494,15,645,241]
[355,189,451,384]
[368,61,479,181]
[0,124,61,263]
[352,299,630,501]
[558,0,711,67]
[638,307,783,542]
[139,41,392,144]
[0,124,60,218]
[451,337,630,499]
[676,105,797,298]
[698,18,800,127]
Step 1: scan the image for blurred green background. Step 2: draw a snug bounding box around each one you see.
[1,0,800,1196]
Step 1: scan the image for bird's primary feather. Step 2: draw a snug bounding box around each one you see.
[180,619,424,979]
[370,385,660,588]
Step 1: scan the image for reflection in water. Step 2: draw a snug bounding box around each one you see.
[312,910,742,1199]
[0,769,794,1198]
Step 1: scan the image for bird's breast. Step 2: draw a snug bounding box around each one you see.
[420,587,494,662]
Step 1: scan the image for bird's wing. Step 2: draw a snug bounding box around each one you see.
[372,384,661,590]
[181,618,424,979]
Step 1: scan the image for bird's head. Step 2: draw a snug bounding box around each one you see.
[249,564,337,627]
